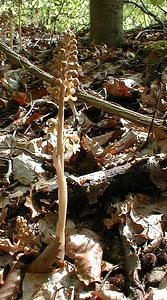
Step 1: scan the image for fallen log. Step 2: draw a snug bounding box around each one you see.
[67,157,160,209]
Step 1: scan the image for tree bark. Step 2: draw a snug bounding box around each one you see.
[90,0,124,47]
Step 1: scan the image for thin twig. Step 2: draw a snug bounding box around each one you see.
[124,0,163,25]
[0,146,50,161]
[158,5,167,14]
[3,159,12,185]
[141,87,161,149]
[97,263,122,290]
[77,90,167,131]
[54,0,66,23]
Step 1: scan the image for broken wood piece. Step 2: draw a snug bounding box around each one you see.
[67,155,167,205]
[68,156,163,205]
[68,162,132,204]
[69,162,132,186]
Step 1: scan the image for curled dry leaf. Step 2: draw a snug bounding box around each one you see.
[145,286,167,300]
[116,194,164,251]
[81,133,104,157]
[0,238,18,255]
[145,267,167,287]
[140,84,159,109]
[65,227,103,259]
[74,241,103,285]
[24,193,39,219]
[0,269,23,300]
[92,289,127,300]
[22,263,81,300]
[38,211,58,244]
[148,155,167,190]
[27,236,61,273]
[13,153,45,185]
[107,129,137,155]
[66,111,95,129]
[65,227,103,285]
[145,272,167,299]
[104,78,132,97]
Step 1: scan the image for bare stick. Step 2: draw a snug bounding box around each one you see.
[77,91,167,131]
[0,41,55,84]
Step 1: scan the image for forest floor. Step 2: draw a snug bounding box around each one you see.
[0,23,167,300]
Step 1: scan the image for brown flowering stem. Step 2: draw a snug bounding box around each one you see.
[52,83,67,262]
[54,155,67,262]
[55,83,66,170]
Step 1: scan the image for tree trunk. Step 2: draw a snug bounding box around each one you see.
[90,0,124,47]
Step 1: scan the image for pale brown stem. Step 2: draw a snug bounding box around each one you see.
[68,99,78,117]
[54,155,67,262]
[53,84,67,263]
[57,85,66,169]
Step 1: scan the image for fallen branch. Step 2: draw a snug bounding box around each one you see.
[77,91,167,130]
[0,41,166,131]
[0,41,55,85]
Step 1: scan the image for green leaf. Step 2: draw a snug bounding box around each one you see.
[149,0,165,6]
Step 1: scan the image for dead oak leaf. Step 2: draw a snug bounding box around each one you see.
[74,241,103,285]
[0,269,22,300]
[24,189,39,218]
[65,227,103,260]
[104,79,132,98]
